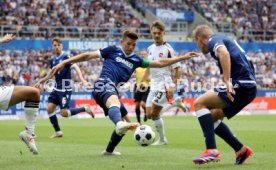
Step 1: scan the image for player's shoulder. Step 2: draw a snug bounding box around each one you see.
[147,44,155,51]
[163,42,174,51]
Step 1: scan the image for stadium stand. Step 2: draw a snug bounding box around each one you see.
[0,48,275,89]
[187,0,276,41]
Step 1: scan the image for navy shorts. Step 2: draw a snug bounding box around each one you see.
[214,81,257,119]
[48,90,72,109]
[92,79,128,117]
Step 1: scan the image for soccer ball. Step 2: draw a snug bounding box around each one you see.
[134,125,155,146]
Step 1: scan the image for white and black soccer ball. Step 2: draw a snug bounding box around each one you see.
[134,125,155,146]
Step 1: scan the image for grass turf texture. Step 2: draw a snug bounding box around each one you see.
[0,115,276,170]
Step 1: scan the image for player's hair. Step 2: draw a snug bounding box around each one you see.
[53,37,62,44]
[150,20,165,31]
[122,30,139,40]
[192,25,213,40]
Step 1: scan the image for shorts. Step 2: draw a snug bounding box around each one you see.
[92,79,128,117]
[215,81,257,119]
[0,86,14,110]
[48,90,72,109]
[146,90,169,107]
[133,84,150,102]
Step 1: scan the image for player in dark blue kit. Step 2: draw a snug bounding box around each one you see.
[35,38,94,138]
[192,25,256,165]
[52,30,198,155]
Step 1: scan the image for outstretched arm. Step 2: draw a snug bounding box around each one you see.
[71,64,88,84]
[52,51,99,74]
[0,34,16,44]
[34,69,56,88]
[148,52,198,68]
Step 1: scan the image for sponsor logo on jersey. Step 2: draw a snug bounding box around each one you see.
[159,53,163,58]
[115,57,134,69]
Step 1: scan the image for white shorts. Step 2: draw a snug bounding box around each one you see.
[0,86,14,110]
[146,90,169,107]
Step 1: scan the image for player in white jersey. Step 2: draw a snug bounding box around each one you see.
[140,20,182,145]
[0,34,40,154]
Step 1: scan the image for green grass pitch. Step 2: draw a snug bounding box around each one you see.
[0,115,276,170]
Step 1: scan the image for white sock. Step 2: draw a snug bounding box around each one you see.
[160,104,174,114]
[154,117,166,141]
[24,107,38,135]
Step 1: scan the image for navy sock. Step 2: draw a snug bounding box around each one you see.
[69,107,85,116]
[49,114,61,132]
[215,122,243,152]
[108,106,122,125]
[135,107,141,123]
[106,130,124,153]
[198,113,216,149]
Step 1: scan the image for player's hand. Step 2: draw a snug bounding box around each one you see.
[34,82,41,89]
[226,81,235,102]
[183,52,199,60]
[0,34,16,43]
[52,62,65,74]
[82,81,92,88]
[137,82,145,92]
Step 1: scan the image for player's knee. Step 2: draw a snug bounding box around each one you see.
[194,99,206,111]
[29,88,40,101]
[60,110,69,117]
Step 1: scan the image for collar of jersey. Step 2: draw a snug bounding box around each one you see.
[118,46,134,57]
[54,52,64,59]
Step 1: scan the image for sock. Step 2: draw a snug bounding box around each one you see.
[196,108,216,149]
[49,112,61,132]
[215,121,243,152]
[160,104,174,114]
[106,130,124,153]
[24,101,39,135]
[153,116,166,141]
[68,107,85,116]
[135,107,141,123]
[108,105,122,125]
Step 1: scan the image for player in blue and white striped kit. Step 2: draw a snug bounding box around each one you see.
[51,30,198,155]
[192,25,256,165]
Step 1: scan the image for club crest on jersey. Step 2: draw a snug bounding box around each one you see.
[159,53,163,58]
[116,57,133,69]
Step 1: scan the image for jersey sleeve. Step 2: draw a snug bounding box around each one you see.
[97,46,114,59]
[207,36,226,56]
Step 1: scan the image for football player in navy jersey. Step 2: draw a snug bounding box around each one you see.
[192,25,256,165]
[35,38,94,138]
[52,30,198,155]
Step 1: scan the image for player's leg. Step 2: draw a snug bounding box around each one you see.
[160,102,175,115]
[193,90,226,164]
[148,91,168,145]
[135,101,141,123]
[211,84,256,164]
[134,89,142,123]
[59,91,94,118]
[47,102,63,138]
[141,89,149,122]
[140,101,147,122]
[102,95,139,155]
[9,86,40,154]
[47,91,63,138]
[211,109,244,151]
